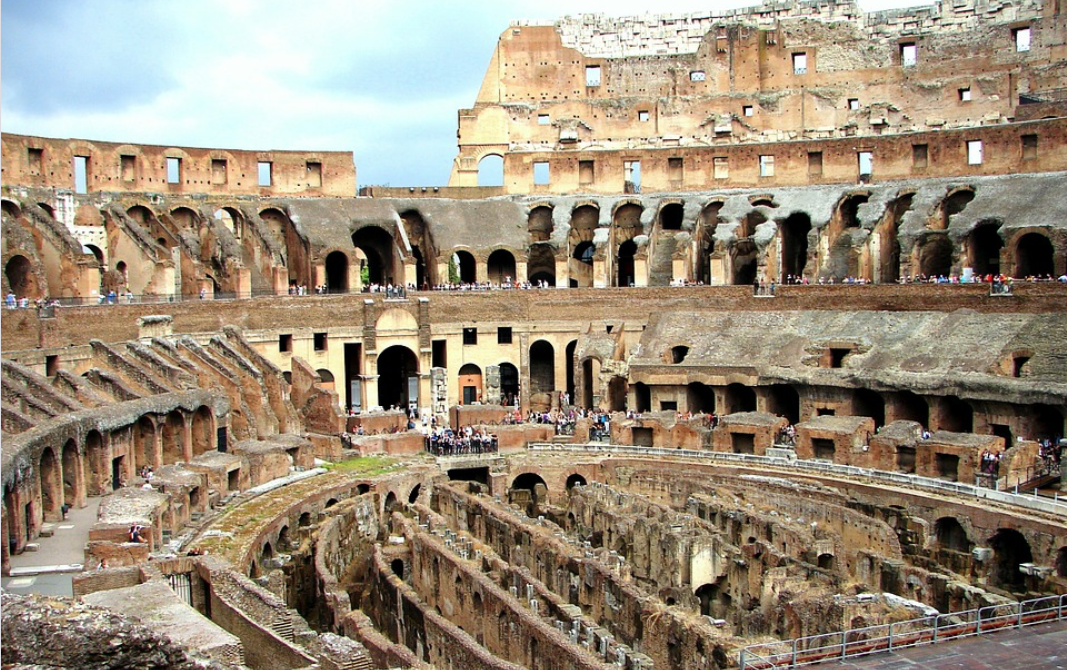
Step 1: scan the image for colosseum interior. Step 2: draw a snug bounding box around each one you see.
[2,0,1066,668]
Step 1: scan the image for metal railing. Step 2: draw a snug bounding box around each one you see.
[526,443,1067,516]
[738,594,1066,669]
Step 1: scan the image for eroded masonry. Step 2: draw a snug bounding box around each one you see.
[2,0,1066,669]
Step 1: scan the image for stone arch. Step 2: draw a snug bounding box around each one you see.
[564,340,578,401]
[527,205,554,242]
[529,340,555,400]
[458,363,483,405]
[2,199,23,219]
[581,357,602,409]
[527,243,556,286]
[838,192,870,230]
[191,406,214,458]
[766,384,800,424]
[873,193,912,283]
[1031,404,1064,441]
[61,439,82,509]
[659,202,685,230]
[400,210,436,289]
[566,473,587,489]
[499,362,519,405]
[988,528,1033,590]
[352,225,398,286]
[917,234,953,278]
[617,238,638,287]
[697,200,725,283]
[730,239,759,285]
[938,396,973,433]
[687,383,716,414]
[613,200,643,230]
[1013,232,1054,278]
[966,222,1003,277]
[452,249,476,284]
[383,491,398,515]
[317,369,335,391]
[694,577,731,619]
[377,345,419,410]
[510,472,548,515]
[84,430,107,495]
[4,254,39,300]
[487,249,516,284]
[325,250,349,292]
[162,410,185,465]
[84,245,105,266]
[569,204,599,246]
[213,206,242,239]
[938,187,976,230]
[896,391,929,427]
[408,483,422,504]
[477,153,504,187]
[780,212,811,280]
[935,516,972,553]
[571,241,595,288]
[170,206,200,231]
[39,447,61,521]
[725,383,756,414]
[854,389,886,429]
[606,376,627,412]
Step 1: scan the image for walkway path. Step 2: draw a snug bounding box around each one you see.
[2,496,101,596]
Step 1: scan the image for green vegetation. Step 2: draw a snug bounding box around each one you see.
[324,454,400,476]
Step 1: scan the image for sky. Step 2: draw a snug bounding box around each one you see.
[1,0,932,188]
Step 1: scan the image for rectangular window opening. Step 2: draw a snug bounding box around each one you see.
[912,143,928,168]
[497,327,512,344]
[668,157,683,183]
[848,98,860,110]
[585,65,601,87]
[432,339,447,368]
[313,332,328,351]
[1014,27,1031,52]
[812,438,836,460]
[74,156,90,194]
[166,157,181,185]
[958,87,972,102]
[743,105,754,117]
[120,155,136,182]
[306,161,322,187]
[537,113,550,125]
[533,161,550,185]
[279,334,293,353]
[759,155,775,178]
[28,148,44,176]
[638,110,650,122]
[808,151,823,176]
[713,156,729,180]
[689,70,706,82]
[211,159,227,185]
[257,161,272,187]
[579,160,595,185]
[660,400,678,411]
[45,355,59,377]
[967,140,983,165]
[901,43,917,67]
[858,151,873,180]
[624,160,641,193]
[1021,134,1037,160]
[792,52,807,75]
[463,327,478,345]
[828,347,850,368]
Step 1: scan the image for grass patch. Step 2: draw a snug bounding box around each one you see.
[324,455,400,476]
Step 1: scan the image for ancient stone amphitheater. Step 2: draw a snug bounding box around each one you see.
[2,1,1066,668]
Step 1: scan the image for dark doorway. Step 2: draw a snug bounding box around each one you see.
[377,346,418,410]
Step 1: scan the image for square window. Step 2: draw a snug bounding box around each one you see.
[1014,27,1031,52]
[279,334,293,353]
[533,161,550,185]
[211,159,228,185]
[306,161,322,187]
[166,157,181,184]
[912,143,928,168]
[497,327,512,344]
[808,151,823,176]
[759,155,775,177]
[743,105,754,117]
[538,114,550,125]
[713,156,729,179]
[638,110,650,122]
[579,160,594,185]
[848,98,860,110]
[257,161,272,187]
[463,327,477,345]
[958,87,971,102]
[689,70,706,82]
[792,52,807,75]
[1021,134,1037,160]
[585,65,601,86]
[314,333,328,351]
[901,43,917,67]
[858,151,874,178]
[28,148,44,175]
[967,140,983,165]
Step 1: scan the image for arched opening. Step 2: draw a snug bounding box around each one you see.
[874,193,911,283]
[191,406,213,457]
[686,383,716,414]
[85,430,107,496]
[566,473,587,489]
[938,396,973,433]
[356,483,371,495]
[391,558,405,578]
[766,384,800,424]
[571,241,595,288]
[4,255,37,300]
[377,346,419,410]
[634,382,651,413]
[299,512,312,527]
[162,411,185,464]
[325,498,339,508]
[694,578,731,619]
[527,244,556,286]
[277,525,290,550]
[935,517,972,553]
[383,491,398,515]
[458,363,483,405]
[260,542,274,568]
[325,251,349,292]
[84,244,105,266]
[477,154,504,187]
[581,358,600,409]
[316,369,335,391]
[967,223,1003,276]
[817,553,836,571]
[669,346,689,364]
[1014,232,1054,277]
[510,472,548,517]
[730,240,758,286]
[1,199,22,219]
[213,207,240,238]
[408,484,422,504]
[780,212,811,280]
[499,363,519,405]
[839,193,869,229]
[896,391,929,427]
[39,447,61,521]
[1031,404,1064,441]
[1057,547,1067,579]
[918,234,953,278]
[170,206,199,230]
[134,416,155,470]
[617,239,637,287]
[400,210,434,289]
[659,202,684,230]
[487,249,516,284]
[352,226,396,286]
[940,188,975,229]
[529,340,556,404]
[725,383,756,414]
[528,206,554,242]
[854,389,885,429]
[565,340,578,401]
[607,376,627,412]
[989,528,1033,590]
[453,250,476,284]
[61,439,81,507]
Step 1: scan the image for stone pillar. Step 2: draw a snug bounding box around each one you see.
[362,374,379,412]
[555,256,570,288]
[182,416,194,463]
[485,365,502,405]
[431,367,448,420]
[476,259,489,284]
[519,333,531,414]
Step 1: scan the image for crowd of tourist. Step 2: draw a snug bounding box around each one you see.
[426,426,499,455]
